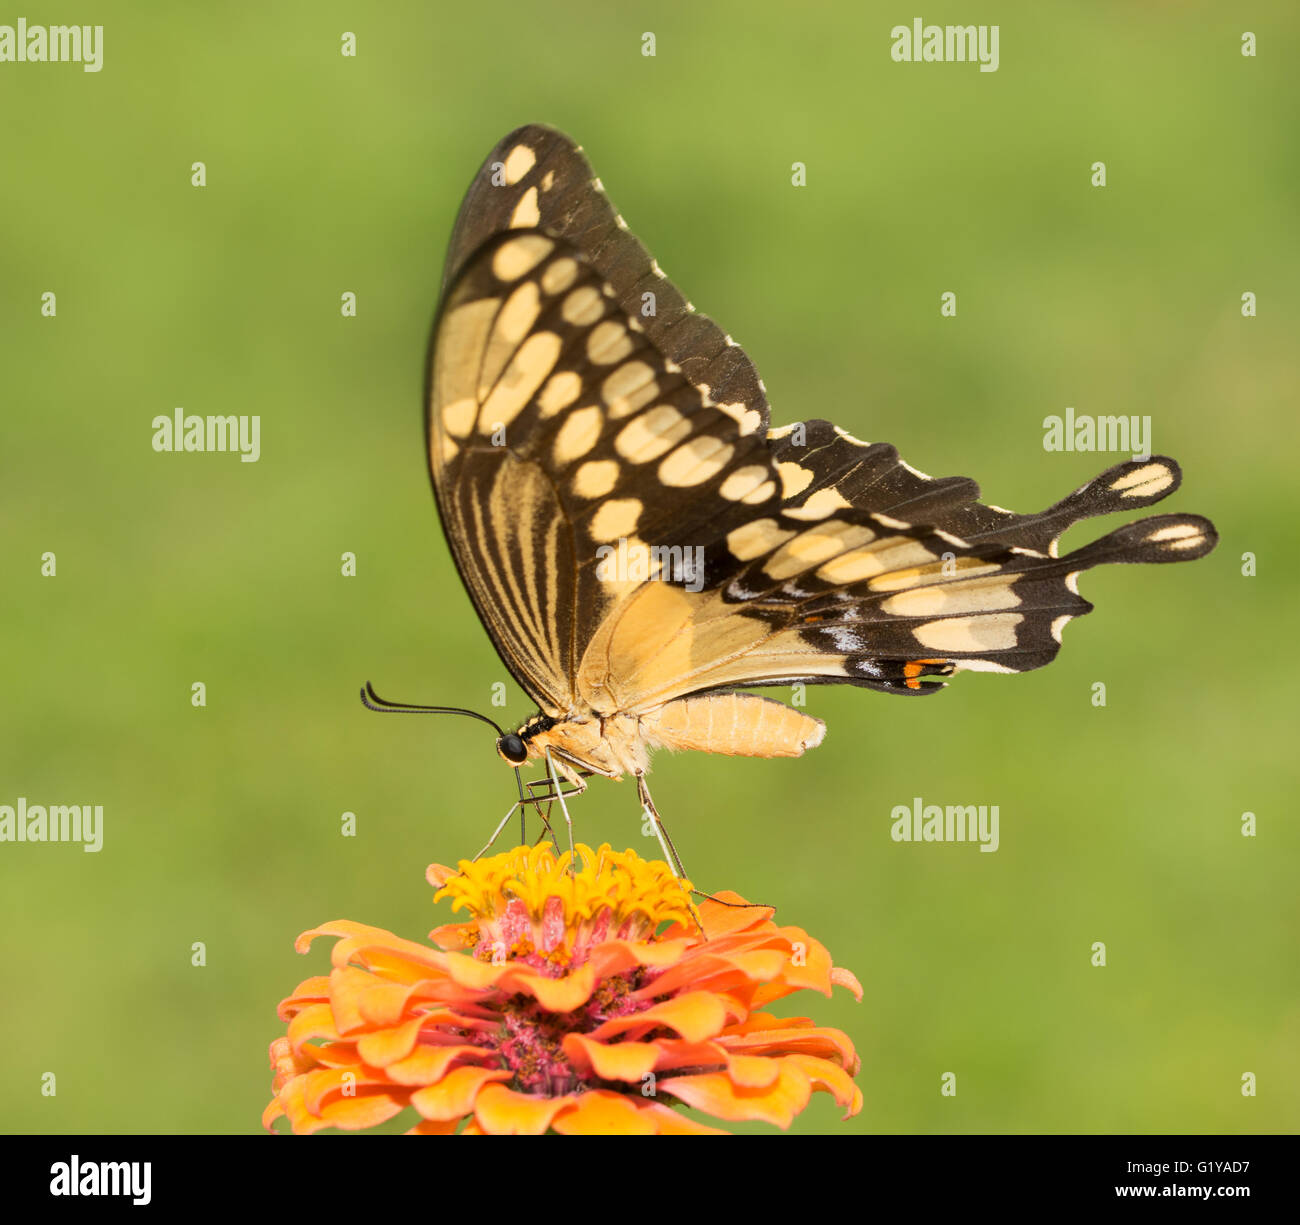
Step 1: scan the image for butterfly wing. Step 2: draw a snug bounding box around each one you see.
[586,443,1217,712]
[428,125,1218,721]
[428,124,779,714]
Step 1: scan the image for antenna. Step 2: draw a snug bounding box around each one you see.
[359,681,506,737]
[359,680,532,820]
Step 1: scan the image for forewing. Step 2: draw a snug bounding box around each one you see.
[429,125,782,712]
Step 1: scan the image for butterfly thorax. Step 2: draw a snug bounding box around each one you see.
[514,708,644,782]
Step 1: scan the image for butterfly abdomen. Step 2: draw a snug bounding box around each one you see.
[642,693,825,760]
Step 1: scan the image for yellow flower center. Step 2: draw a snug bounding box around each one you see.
[435,842,694,942]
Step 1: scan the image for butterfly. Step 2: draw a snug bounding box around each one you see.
[367,123,1217,865]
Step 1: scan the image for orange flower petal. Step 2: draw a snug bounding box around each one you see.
[551,1091,658,1135]
[695,892,775,937]
[784,1053,864,1119]
[589,990,731,1044]
[642,1038,729,1072]
[325,928,452,976]
[268,1035,310,1093]
[409,1065,511,1122]
[723,1054,781,1089]
[498,962,597,1012]
[638,1102,728,1135]
[355,1013,426,1067]
[301,1066,391,1114]
[285,1002,341,1051]
[831,965,865,1001]
[405,1117,460,1134]
[585,937,693,979]
[426,863,458,890]
[277,975,332,1019]
[324,966,386,1033]
[659,1060,813,1129]
[271,1073,407,1134]
[293,919,397,955]
[473,1084,571,1135]
[384,1043,494,1086]
[561,1034,660,1083]
[721,1023,858,1066]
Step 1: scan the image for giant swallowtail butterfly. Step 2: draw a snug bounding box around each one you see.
[366,124,1217,865]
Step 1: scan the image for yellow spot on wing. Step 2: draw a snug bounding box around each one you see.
[880,575,1022,617]
[715,401,762,435]
[477,331,562,431]
[616,406,690,462]
[1110,462,1174,496]
[727,518,795,561]
[777,461,814,499]
[433,298,499,430]
[868,557,1000,592]
[601,361,657,416]
[540,258,579,295]
[719,465,770,502]
[590,498,643,541]
[763,522,875,580]
[785,487,851,521]
[561,285,604,326]
[509,186,540,228]
[658,436,735,486]
[913,613,1023,653]
[587,319,635,365]
[1149,522,1202,544]
[815,537,931,584]
[537,370,582,417]
[553,405,604,464]
[442,397,477,439]
[492,234,554,281]
[572,460,619,499]
[502,144,536,185]
[498,280,542,343]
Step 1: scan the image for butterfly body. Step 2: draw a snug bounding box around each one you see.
[504,692,828,784]
[423,124,1217,806]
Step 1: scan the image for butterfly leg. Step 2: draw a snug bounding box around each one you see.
[545,748,588,873]
[524,775,587,805]
[634,771,709,935]
[634,771,688,878]
[526,799,560,850]
[473,799,524,862]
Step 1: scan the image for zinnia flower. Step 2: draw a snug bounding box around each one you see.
[264,842,862,1134]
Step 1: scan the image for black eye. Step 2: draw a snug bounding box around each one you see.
[498,734,528,765]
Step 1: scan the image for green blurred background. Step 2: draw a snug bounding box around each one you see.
[2,0,1295,1135]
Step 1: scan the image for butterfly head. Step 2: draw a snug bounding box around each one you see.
[497,712,558,768]
[496,732,528,766]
